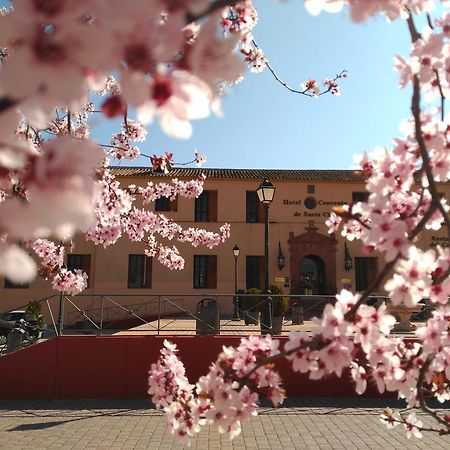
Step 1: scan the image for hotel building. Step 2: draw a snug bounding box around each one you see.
[1,168,449,317]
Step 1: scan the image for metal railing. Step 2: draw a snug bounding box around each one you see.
[1,293,407,338]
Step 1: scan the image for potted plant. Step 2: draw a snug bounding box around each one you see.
[25,300,46,338]
[270,284,289,335]
[241,288,261,325]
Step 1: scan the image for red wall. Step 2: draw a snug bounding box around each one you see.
[0,335,394,399]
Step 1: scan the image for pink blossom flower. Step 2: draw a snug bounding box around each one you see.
[122,70,213,139]
[52,268,87,295]
[404,412,423,439]
[0,243,36,284]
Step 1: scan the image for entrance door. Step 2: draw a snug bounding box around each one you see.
[299,255,326,295]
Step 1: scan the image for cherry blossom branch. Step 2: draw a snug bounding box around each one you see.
[67,109,72,135]
[345,259,398,318]
[251,40,347,97]
[412,74,450,238]
[380,413,445,435]
[406,11,421,42]
[432,69,446,122]
[239,335,323,387]
[407,14,450,283]
[416,356,450,432]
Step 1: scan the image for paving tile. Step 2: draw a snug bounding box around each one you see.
[0,398,449,449]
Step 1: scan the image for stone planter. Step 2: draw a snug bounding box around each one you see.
[291,305,304,325]
[272,316,284,335]
[387,304,422,332]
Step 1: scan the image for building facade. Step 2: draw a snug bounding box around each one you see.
[1,168,449,316]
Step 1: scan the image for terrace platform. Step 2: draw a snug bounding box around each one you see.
[114,317,318,336]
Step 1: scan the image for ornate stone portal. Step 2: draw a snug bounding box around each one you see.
[288,220,338,295]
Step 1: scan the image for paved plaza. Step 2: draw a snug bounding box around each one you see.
[114,318,316,336]
[0,397,449,449]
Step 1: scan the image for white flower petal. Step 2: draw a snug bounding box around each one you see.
[0,244,36,284]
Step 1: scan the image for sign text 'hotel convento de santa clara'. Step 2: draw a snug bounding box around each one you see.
[283,197,349,218]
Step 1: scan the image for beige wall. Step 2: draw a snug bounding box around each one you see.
[1,175,449,319]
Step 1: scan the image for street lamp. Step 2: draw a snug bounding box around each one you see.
[257,178,276,335]
[232,244,240,321]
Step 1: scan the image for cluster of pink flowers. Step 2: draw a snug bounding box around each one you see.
[51,268,88,296]
[305,0,444,22]
[149,337,283,444]
[86,169,229,271]
[110,120,147,161]
[29,239,64,274]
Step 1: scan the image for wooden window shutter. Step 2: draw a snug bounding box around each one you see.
[366,258,378,288]
[82,255,91,277]
[207,255,217,289]
[208,190,218,222]
[144,256,152,288]
[258,256,265,291]
[82,255,91,288]
[258,201,265,223]
[169,196,178,212]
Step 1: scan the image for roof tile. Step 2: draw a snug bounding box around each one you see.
[110,167,368,182]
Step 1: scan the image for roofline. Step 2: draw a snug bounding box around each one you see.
[109,167,369,183]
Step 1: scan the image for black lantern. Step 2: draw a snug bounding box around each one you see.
[277,242,285,270]
[233,244,240,259]
[256,178,276,204]
[344,242,353,272]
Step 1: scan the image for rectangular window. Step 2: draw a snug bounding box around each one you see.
[307,184,315,194]
[155,196,178,212]
[352,191,369,203]
[355,257,378,291]
[67,254,91,287]
[246,256,264,290]
[128,254,152,288]
[193,255,217,289]
[195,191,217,222]
[246,191,264,223]
[4,279,28,289]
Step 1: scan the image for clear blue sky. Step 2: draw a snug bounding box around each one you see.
[1,0,414,170]
[110,1,412,170]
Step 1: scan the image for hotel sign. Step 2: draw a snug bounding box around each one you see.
[283,197,349,218]
[431,236,450,248]
[282,199,348,206]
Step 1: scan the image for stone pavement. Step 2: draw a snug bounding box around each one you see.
[0,397,449,449]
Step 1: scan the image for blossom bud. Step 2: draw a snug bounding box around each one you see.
[101,95,126,118]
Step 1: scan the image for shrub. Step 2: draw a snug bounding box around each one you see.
[269,284,289,317]
[241,288,262,312]
[25,300,45,328]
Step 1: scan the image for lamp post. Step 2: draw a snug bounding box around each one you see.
[256,178,276,335]
[232,244,240,321]
[344,242,353,272]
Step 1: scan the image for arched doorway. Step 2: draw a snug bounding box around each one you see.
[299,255,326,295]
[288,221,337,295]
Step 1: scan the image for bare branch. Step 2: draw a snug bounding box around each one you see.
[416,356,450,432]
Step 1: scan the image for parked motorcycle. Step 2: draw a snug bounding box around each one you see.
[15,317,43,344]
[0,314,43,350]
